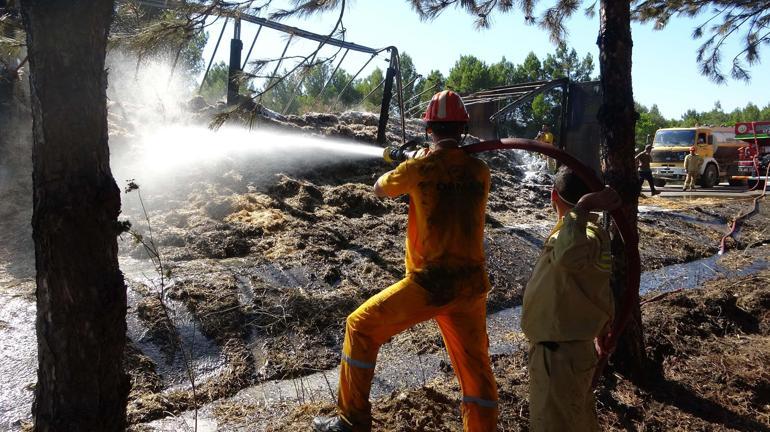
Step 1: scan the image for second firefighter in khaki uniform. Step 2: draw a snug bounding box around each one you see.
[522,166,620,432]
[683,146,703,191]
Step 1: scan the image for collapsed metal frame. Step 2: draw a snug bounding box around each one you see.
[462,78,570,146]
[195,9,407,144]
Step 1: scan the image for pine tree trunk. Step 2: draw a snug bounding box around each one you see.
[20,1,129,430]
[597,0,646,380]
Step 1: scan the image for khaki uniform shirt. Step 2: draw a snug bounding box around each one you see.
[684,154,703,173]
[522,211,614,343]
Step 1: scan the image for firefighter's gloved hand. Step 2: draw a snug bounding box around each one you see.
[575,186,622,213]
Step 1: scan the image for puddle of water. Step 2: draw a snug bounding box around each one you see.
[234,275,256,306]
[639,252,768,296]
[500,223,550,248]
[638,205,673,213]
[252,263,311,288]
[0,295,36,430]
[147,414,218,432]
[638,210,727,232]
[126,283,226,388]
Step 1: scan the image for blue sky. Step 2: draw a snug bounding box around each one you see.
[201,2,769,120]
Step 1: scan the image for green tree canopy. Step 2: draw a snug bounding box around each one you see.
[446,55,492,93]
[542,42,594,81]
[399,52,420,113]
[354,67,384,111]
[514,52,543,82]
[199,61,228,103]
[488,57,517,87]
[635,103,669,149]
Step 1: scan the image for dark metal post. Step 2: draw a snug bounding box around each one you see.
[377,50,397,144]
[558,80,570,150]
[227,18,243,105]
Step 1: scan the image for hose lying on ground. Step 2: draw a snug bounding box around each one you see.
[719,163,770,254]
[462,138,640,388]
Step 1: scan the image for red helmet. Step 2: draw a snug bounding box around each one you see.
[423,90,469,123]
[690,146,696,151]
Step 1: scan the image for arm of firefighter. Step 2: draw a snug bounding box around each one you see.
[374,161,413,198]
[551,187,620,270]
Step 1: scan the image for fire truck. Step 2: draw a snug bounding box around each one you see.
[649,126,742,187]
[731,121,770,187]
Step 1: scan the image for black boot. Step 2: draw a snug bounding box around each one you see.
[312,416,353,432]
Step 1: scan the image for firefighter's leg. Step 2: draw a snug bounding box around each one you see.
[435,294,498,431]
[528,340,598,432]
[337,277,443,431]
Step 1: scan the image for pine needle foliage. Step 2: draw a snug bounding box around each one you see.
[277,0,767,84]
[632,0,770,83]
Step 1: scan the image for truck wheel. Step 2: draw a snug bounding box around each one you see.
[653,178,666,187]
[700,164,718,188]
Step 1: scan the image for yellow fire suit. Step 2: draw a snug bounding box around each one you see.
[536,131,556,172]
[522,211,614,432]
[683,154,703,190]
[338,148,498,431]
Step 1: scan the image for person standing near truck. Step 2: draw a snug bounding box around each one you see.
[635,145,660,196]
[683,146,703,191]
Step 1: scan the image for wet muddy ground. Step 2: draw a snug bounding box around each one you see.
[134,250,770,432]
[2,105,770,430]
[117,126,770,429]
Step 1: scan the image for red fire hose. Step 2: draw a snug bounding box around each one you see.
[719,162,770,254]
[462,138,641,387]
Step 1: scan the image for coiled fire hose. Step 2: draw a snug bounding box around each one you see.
[719,162,770,254]
[384,137,641,388]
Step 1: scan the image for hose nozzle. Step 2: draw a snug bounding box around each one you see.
[383,140,427,163]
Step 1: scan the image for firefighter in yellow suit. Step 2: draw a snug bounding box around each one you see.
[313,90,498,432]
[535,124,556,173]
[522,166,620,432]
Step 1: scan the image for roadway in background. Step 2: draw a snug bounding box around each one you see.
[641,183,766,199]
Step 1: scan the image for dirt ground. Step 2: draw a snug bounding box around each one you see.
[110,103,770,428]
[198,260,770,432]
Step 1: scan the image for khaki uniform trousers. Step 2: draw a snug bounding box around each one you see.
[683,172,699,190]
[528,340,599,432]
[338,276,498,431]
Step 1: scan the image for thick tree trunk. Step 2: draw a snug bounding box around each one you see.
[597,0,646,380]
[20,1,129,430]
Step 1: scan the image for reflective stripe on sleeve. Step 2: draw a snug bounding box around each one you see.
[462,396,498,408]
[594,251,612,273]
[341,352,375,369]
